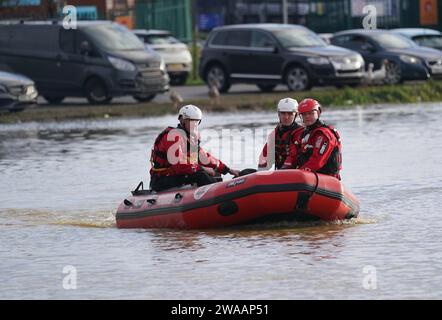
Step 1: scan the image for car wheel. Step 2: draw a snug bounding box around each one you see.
[383,61,402,85]
[44,96,65,104]
[133,94,156,102]
[286,66,311,91]
[170,74,188,86]
[84,78,112,104]
[257,84,277,92]
[206,64,231,93]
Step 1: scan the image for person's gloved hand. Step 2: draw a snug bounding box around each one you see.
[229,169,240,177]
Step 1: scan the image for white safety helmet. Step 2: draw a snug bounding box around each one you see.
[277,98,298,113]
[178,104,203,121]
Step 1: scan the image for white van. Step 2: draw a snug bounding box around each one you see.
[134,29,192,85]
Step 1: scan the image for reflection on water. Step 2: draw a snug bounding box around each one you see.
[1,103,442,299]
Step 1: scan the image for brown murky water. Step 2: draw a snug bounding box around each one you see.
[1,103,441,299]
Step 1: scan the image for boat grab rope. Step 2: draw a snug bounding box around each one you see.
[295,171,319,211]
[312,171,319,194]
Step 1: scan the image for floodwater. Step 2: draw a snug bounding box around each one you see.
[1,103,441,299]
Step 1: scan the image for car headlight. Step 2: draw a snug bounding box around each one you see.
[307,57,330,65]
[25,85,36,95]
[354,53,364,62]
[352,54,364,68]
[160,58,166,71]
[400,55,420,64]
[184,50,193,63]
[108,56,136,71]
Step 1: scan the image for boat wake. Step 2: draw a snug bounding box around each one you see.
[0,208,116,228]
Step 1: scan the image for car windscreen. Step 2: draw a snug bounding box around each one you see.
[82,24,145,51]
[413,35,442,48]
[371,33,417,49]
[145,34,180,45]
[271,29,326,48]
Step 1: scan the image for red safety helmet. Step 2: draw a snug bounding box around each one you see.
[298,98,321,114]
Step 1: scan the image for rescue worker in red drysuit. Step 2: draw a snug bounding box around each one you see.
[283,98,342,180]
[150,105,240,191]
[258,98,304,170]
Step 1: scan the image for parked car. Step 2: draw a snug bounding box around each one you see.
[330,29,442,84]
[0,70,38,112]
[199,24,365,93]
[134,29,192,86]
[391,28,442,51]
[0,21,169,104]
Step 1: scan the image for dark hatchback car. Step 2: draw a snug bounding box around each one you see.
[199,24,365,92]
[330,29,442,84]
[0,70,38,112]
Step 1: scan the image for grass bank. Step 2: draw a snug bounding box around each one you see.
[1,80,442,124]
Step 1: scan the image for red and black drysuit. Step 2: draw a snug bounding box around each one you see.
[258,122,303,170]
[149,124,231,191]
[284,120,342,180]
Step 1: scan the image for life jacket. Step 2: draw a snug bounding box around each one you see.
[297,121,342,176]
[150,126,175,174]
[150,125,201,175]
[274,122,301,169]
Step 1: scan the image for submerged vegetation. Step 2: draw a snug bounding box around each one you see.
[1,80,442,124]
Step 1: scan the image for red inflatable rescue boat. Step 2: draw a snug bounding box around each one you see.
[116,169,359,229]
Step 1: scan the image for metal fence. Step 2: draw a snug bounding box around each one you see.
[193,0,442,33]
[135,0,192,42]
[306,0,442,33]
